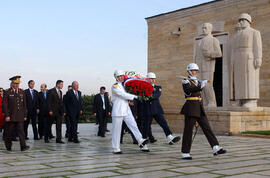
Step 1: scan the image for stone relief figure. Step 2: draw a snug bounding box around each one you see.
[195,23,222,107]
[231,13,262,107]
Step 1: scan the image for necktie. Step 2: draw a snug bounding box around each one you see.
[44,92,46,100]
[101,94,105,110]
[31,90,34,100]
[57,90,61,99]
[75,91,79,100]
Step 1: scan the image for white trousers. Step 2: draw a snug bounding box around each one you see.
[112,114,142,151]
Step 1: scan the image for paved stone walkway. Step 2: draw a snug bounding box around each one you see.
[0,123,270,178]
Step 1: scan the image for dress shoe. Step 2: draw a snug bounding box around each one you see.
[138,138,149,148]
[56,140,65,144]
[113,151,122,154]
[140,145,150,152]
[6,148,12,151]
[40,136,43,139]
[105,129,110,132]
[21,145,30,151]
[49,135,55,139]
[68,139,73,142]
[34,137,40,140]
[45,140,50,143]
[181,153,192,160]
[65,134,69,138]
[25,137,29,140]
[213,145,227,156]
[214,149,227,156]
[12,138,18,141]
[167,135,181,145]
[100,135,105,137]
[73,140,80,143]
[149,138,157,143]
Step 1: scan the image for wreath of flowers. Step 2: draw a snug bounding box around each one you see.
[123,71,153,101]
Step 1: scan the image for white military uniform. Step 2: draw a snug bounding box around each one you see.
[111,81,144,152]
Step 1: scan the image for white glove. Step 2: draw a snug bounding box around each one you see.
[201,80,208,89]
[134,96,138,99]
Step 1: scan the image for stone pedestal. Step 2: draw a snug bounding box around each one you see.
[205,107,270,135]
[164,107,270,135]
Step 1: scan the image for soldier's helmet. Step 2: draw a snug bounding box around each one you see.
[187,63,199,71]
[114,70,125,79]
[147,72,156,79]
[239,13,252,24]
[187,63,199,76]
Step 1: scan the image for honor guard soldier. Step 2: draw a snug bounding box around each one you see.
[2,76,30,151]
[142,72,181,145]
[180,63,226,160]
[111,70,149,154]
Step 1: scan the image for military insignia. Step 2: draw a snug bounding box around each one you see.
[20,94,23,97]
[113,83,119,88]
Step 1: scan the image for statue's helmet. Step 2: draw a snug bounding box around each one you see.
[238,13,252,23]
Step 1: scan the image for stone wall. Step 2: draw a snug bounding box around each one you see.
[146,0,270,133]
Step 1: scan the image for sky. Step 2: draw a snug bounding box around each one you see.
[0,0,211,95]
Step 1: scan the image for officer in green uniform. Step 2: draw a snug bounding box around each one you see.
[3,76,30,151]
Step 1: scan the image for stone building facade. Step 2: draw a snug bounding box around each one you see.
[146,0,270,133]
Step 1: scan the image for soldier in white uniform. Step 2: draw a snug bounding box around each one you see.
[111,70,149,154]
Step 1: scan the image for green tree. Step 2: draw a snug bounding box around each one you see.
[79,94,96,123]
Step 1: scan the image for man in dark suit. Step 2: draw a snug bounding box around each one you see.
[38,83,51,143]
[93,86,110,137]
[142,72,180,145]
[3,76,29,151]
[63,85,72,138]
[65,81,82,143]
[24,80,39,140]
[47,80,66,144]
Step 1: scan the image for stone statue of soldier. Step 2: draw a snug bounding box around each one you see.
[195,23,222,107]
[231,13,262,107]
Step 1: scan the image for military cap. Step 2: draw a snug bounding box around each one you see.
[9,75,21,84]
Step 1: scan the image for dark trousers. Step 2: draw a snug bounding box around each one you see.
[5,122,26,149]
[24,112,38,139]
[142,114,172,139]
[68,113,79,141]
[97,110,107,136]
[50,114,62,141]
[38,115,45,138]
[182,115,219,153]
[42,115,52,141]
[65,115,71,137]
[151,114,172,137]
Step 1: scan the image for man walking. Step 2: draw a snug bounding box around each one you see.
[3,76,29,151]
[24,80,39,140]
[47,80,66,144]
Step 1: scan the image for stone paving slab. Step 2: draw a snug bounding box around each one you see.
[1,123,270,178]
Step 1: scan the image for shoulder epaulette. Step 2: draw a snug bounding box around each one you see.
[113,83,119,88]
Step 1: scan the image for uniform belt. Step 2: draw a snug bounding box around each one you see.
[186,97,202,101]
